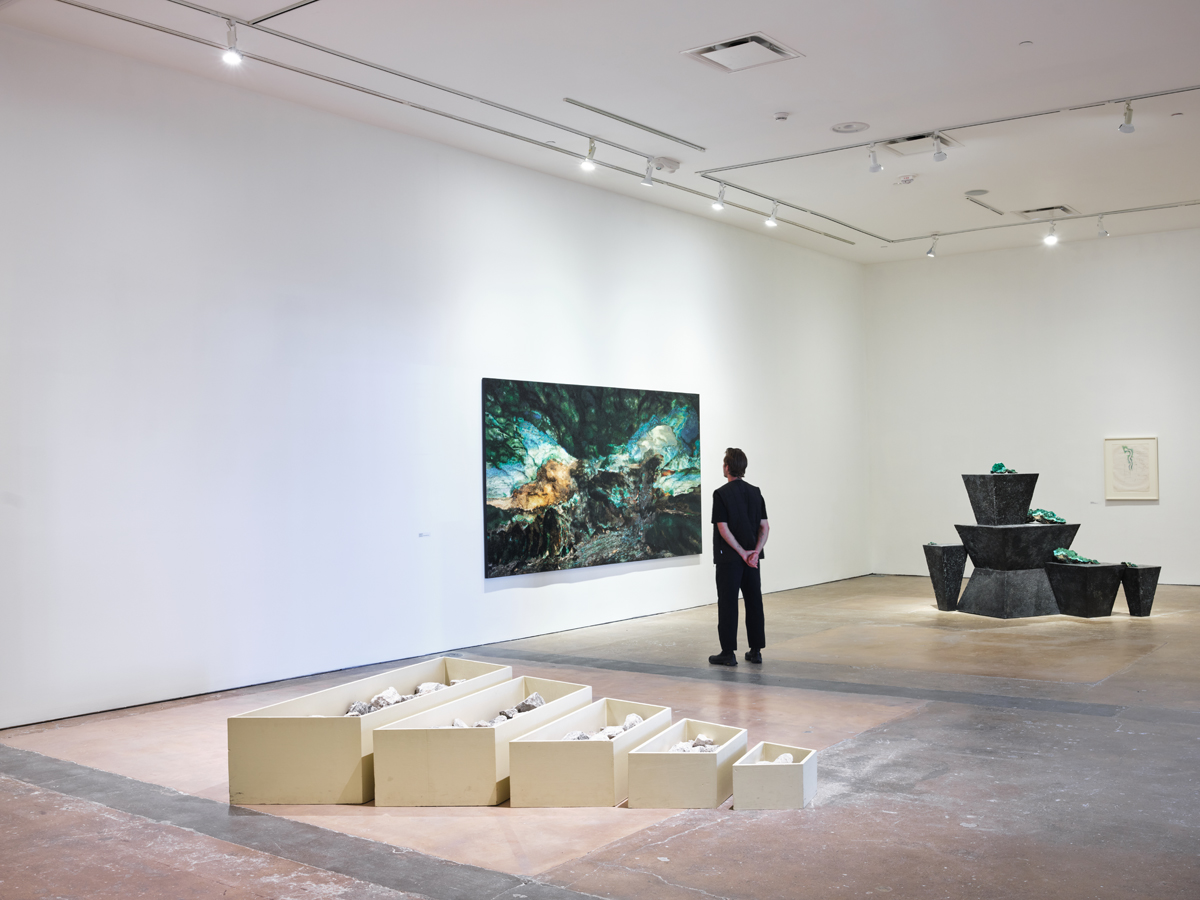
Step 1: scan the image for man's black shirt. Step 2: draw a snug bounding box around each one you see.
[711,479,767,566]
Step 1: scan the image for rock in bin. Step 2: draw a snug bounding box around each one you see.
[370,687,403,709]
[670,734,719,753]
[344,701,372,717]
[515,692,545,713]
[757,753,794,765]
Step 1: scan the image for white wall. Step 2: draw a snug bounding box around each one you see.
[0,26,869,729]
[865,229,1200,583]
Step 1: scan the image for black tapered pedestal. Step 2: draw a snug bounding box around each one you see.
[955,523,1080,569]
[957,568,1060,618]
[1121,566,1161,617]
[923,544,967,611]
[1046,563,1124,618]
[961,473,1040,525]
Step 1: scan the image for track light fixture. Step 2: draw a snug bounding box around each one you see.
[222,19,242,65]
[580,139,596,171]
[868,143,883,173]
[712,183,726,211]
[641,162,654,187]
[1097,215,1109,237]
[1119,101,1135,133]
[926,234,938,258]
[1043,221,1059,246]
[932,132,947,162]
[765,200,779,227]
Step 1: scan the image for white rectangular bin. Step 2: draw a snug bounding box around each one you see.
[509,698,671,808]
[733,741,818,810]
[373,675,592,807]
[228,657,510,804]
[627,718,747,809]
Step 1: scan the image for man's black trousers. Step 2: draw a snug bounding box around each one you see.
[715,562,765,653]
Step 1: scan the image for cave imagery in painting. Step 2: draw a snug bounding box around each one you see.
[483,378,701,577]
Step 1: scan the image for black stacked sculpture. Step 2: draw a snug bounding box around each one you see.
[925,468,1161,618]
[954,472,1079,617]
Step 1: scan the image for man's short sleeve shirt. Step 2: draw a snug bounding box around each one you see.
[711,479,768,566]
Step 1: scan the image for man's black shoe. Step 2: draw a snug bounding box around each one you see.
[708,652,738,667]
[745,649,762,664]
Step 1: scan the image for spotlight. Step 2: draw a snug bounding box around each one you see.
[765,200,779,227]
[1097,215,1109,237]
[926,235,938,258]
[932,132,947,162]
[580,139,596,171]
[712,183,726,211]
[868,143,883,173]
[1119,101,1135,133]
[1043,222,1059,246]
[641,162,654,187]
[222,19,242,66]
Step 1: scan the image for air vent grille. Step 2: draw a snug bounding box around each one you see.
[683,33,803,73]
[883,133,964,156]
[1014,205,1080,220]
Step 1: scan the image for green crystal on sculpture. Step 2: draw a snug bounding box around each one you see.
[1122,561,1139,568]
[1053,548,1097,565]
[990,463,1017,474]
[1028,508,1066,524]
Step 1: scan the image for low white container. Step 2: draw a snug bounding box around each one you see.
[373,675,592,807]
[227,657,510,805]
[509,698,671,808]
[627,718,747,809]
[733,741,818,810]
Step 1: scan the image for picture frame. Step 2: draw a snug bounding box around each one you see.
[1103,437,1159,500]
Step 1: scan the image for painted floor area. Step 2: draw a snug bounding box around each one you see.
[3,575,1199,899]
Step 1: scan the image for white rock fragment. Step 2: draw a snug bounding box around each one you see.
[450,678,467,685]
[669,736,721,753]
[599,726,626,740]
[415,682,444,695]
[452,718,468,728]
[370,687,403,710]
[515,692,545,713]
[622,713,643,730]
[501,708,520,719]
[562,730,591,741]
[473,719,493,728]
[344,701,372,717]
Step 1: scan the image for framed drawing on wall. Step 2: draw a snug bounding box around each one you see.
[1104,437,1159,500]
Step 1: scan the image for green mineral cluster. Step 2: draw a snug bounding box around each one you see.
[1053,548,1098,565]
[990,463,1017,474]
[1028,508,1066,524]
[1122,562,1140,568]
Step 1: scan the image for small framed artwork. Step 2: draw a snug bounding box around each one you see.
[1104,437,1159,500]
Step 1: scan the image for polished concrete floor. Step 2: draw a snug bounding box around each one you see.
[2,575,1198,899]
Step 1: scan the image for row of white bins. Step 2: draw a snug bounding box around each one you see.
[228,657,816,810]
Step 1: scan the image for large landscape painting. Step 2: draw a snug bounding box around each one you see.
[483,378,701,578]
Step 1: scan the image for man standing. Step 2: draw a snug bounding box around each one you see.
[709,447,770,666]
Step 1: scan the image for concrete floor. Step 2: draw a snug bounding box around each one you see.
[2,575,1198,899]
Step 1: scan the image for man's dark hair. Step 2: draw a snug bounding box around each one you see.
[724,447,748,478]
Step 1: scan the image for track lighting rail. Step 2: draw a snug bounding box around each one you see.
[697,83,1200,176]
[36,0,1200,252]
[156,0,656,162]
[248,0,324,26]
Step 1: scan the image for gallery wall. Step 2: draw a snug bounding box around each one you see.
[0,26,870,729]
[863,228,1200,583]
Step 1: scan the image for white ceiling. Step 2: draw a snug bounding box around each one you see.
[5,0,1200,261]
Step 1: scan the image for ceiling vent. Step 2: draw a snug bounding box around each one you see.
[882,133,964,156]
[1014,205,1080,220]
[683,33,803,73]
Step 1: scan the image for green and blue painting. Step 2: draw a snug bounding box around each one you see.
[483,378,701,578]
